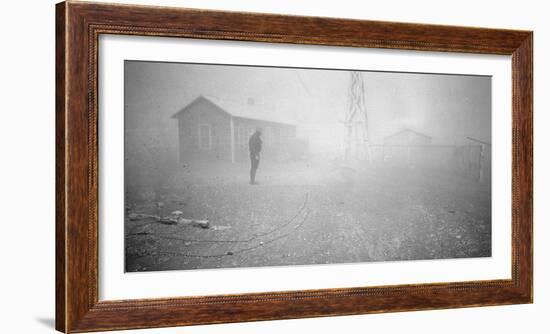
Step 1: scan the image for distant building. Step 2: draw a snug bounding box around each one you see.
[384,128,432,146]
[383,128,432,165]
[172,95,297,163]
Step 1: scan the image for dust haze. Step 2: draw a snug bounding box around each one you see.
[124,61,491,272]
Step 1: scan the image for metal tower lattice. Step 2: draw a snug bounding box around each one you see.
[344,71,370,161]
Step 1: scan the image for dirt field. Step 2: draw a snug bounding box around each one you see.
[125,160,491,272]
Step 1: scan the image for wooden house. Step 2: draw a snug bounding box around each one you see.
[172,95,296,163]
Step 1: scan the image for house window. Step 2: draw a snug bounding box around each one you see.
[198,123,212,150]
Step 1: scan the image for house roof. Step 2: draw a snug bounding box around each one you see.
[385,128,432,140]
[172,95,296,125]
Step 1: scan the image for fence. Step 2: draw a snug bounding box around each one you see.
[367,144,491,185]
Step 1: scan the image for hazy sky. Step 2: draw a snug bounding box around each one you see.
[125,61,491,147]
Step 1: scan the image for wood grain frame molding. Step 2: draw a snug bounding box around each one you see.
[56,1,533,332]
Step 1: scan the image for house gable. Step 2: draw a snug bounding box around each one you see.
[384,128,432,145]
[171,95,232,120]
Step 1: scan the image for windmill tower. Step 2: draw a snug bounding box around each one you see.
[344,71,371,161]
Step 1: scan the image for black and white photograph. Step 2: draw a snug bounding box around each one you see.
[124,60,492,272]
[3,0,546,333]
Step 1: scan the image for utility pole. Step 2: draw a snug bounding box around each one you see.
[344,71,370,161]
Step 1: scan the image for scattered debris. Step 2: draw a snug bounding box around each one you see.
[127,193,310,262]
[128,210,208,228]
[158,216,209,228]
[128,213,158,221]
[157,217,179,225]
[211,225,231,231]
[188,219,210,229]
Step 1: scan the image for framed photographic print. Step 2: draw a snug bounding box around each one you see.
[56,1,532,332]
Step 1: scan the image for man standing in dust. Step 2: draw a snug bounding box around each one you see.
[249,129,263,185]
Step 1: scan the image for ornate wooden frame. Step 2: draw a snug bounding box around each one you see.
[56,1,533,332]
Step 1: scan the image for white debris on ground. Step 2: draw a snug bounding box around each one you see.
[127,210,209,228]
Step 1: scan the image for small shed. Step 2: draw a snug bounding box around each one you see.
[383,128,432,166]
[172,95,296,163]
[384,128,432,146]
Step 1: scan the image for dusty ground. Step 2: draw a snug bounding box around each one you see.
[125,160,491,272]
